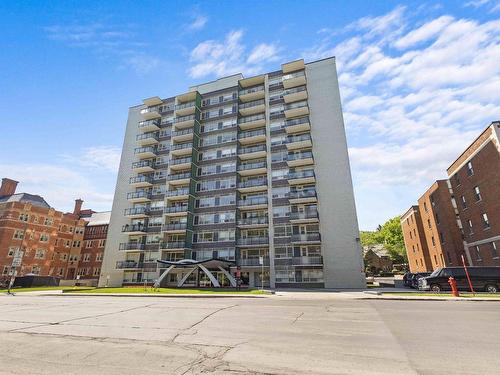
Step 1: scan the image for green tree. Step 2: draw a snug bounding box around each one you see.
[361,216,407,264]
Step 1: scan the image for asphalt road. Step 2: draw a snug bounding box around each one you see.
[0,293,498,374]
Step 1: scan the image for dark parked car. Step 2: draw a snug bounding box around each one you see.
[419,267,500,293]
[411,272,431,289]
[403,272,414,288]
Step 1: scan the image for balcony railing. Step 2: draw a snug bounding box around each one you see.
[162,223,187,231]
[290,211,318,220]
[171,142,193,151]
[129,176,152,185]
[172,128,194,137]
[121,224,147,233]
[238,129,266,139]
[236,237,269,245]
[136,133,159,142]
[239,86,264,96]
[286,134,312,144]
[166,188,189,197]
[127,191,151,200]
[289,190,317,199]
[134,146,157,155]
[288,170,315,180]
[282,71,305,81]
[285,116,310,128]
[239,99,265,109]
[138,119,160,129]
[283,86,307,96]
[291,233,321,242]
[275,256,323,266]
[164,206,188,214]
[132,160,154,169]
[173,114,196,124]
[119,242,145,251]
[239,257,270,266]
[170,157,192,165]
[160,241,186,249]
[238,144,267,155]
[237,217,268,225]
[167,172,191,181]
[175,102,196,111]
[237,161,266,171]
[116,261,141,269]
[124,207,149,216]
[238,113,266,125]
[237,196,268,207]
[238,179,267,189]
[287,151,313,161]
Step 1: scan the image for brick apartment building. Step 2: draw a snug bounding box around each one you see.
[0,178,110,284]
[402,121,500,272]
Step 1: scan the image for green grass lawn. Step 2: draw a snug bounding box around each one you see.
[0,286,94,293]
[383,292,500,298]
[63,287,269,295]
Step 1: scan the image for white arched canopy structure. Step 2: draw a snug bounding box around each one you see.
[154,258,236,288]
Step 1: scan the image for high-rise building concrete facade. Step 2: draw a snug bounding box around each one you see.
[99,58,365,289]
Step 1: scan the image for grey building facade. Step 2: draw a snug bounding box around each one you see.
[99,57,365,289]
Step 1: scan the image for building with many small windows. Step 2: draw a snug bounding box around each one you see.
[401,121,500,272]
[99,57,366,289]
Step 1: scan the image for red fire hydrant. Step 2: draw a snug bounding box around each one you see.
[448,276,460,297]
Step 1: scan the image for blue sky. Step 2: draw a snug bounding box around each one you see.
[1,0,499,230]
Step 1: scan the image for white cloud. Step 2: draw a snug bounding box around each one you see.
[394,16,454,49]
[188,30,280,79]
[62,146,121,172]
[188,15,208,31]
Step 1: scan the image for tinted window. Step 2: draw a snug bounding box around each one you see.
[450,268,466,277]
[440,268,452,277]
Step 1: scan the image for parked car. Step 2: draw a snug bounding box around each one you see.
[403,272,414,288]
[419,267,500,293]
[411,272,431,289]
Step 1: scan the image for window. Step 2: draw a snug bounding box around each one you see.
[475,245,481,260]
[13,230,24,240]
[466,161,474,176]
[461,196,467,209]
[34,249,45,259]
[474,186,482,201]
[454,174,461,186]
[93,267,101,276]
[435,213,440,225]
[96,253,103,262]
[72,240,81,248]
[82,253,91,262]
[85,241,93,248]
[423,202,428,212]
[44,218,53,226]
[467,219,474,234]
[491,242,498,258]
[439,232,445,244]
[31,265,41,275]
[98,239,106,247]
[19,213,29,222]
[60,253,68,261]
[39,233,49,242]
[2,266,9,275]
[482,213,490,229]
[7,247,18,257]
[427,219,431,229]
[431,236,436,246]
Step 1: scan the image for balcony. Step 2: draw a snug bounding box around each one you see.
[288,170,315,185]
[290,210,319,223]
[121,224,147,235]
[160,241,187,250]
[175,101,196,116]
[289,190,317,204]
[237,144,267,160]
[170,142,193,157]
[166,188,189,201]
[124,207,150,219]
[291,233,321,243]
[238,128,266,145]
[287,151,314,167]
[173,114,196,130]
[138,119,160,132]
[136,132,159,146]
[237,217,268,227]
[237,178,268,193]
[162,223,187,233]
[238,113,266,130]
[143,96,163,107]
[284,101,309,119]
[283,86,308,104]
[237,161,267,176]
[127,191,151,203]
[239,85,265,102]
[164,205,188,216]
[134,146,157,159]
[176,91,198,104]
[237,196,268,210]
[236,237,269,246]
[129,175,153,188]
[238,257,270,266]
[282,71,306,89]
[169,157,192,171]
[274,256,323,266]
[285,134,312,150]
[239,99,265,116]
[282,59,305,74]
[132,160,155,173]
[171,128,194,142]
[140,106,161,120]
[119,242,145,251]
[284,116,311,134]
[116,260,141,269]
[167,172,191,186]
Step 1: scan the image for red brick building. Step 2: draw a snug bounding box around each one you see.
[0,178,110,285]
[401,121,500,271]
[447,121,500,266]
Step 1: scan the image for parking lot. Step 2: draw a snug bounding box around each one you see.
[1,293,499,374]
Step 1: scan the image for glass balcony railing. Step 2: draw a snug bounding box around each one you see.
[239,99,265,109]
[237,161,266,171]
[124,207,149,216]
[239,85,264,96]
[134,146,157,155]
[164,206,188,214]
[285,116,310,128]
[127,191,151,200]
[129,176,152,185]
[132,160,154,169]
[167,172,191,181]
[171,128,194,137]
[291,233,321,242]
[175,102,196,111]
[287,151,313,161]
[238,179,267,188]
[290,211,318,220]
[160,241,186,249]
[286,134,312,144]
[138,119,160,129]
[121,224,147,233]
[238,144,267,155]
[239,257,270,266]
[173,114,196,124]
[237,217,268,225]
[136,133,159,142]
[238,129,266,139]
[163,223,187,231]
[284,101,308,111]
[238,113,265,125]
[288,170,315,180]
[170,157,192,165]
[116,260,141,269]
[237,196,268,206]
[236,237,269,245]
[282,71,305,81]
[283,86,307,96]
[289,190,317,199]
[166,188,189,197]
[171,142,193,151]
[119,242,145,251]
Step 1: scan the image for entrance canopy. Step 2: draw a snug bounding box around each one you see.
[154,258,236,288]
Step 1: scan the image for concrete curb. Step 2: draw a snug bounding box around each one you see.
[44,292,270,298]
[358,296,500,302]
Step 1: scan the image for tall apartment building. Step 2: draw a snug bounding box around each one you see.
[100,57,365,289]
[0,179,86,280]
[401,121,500,271]
[447,121,500,266]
